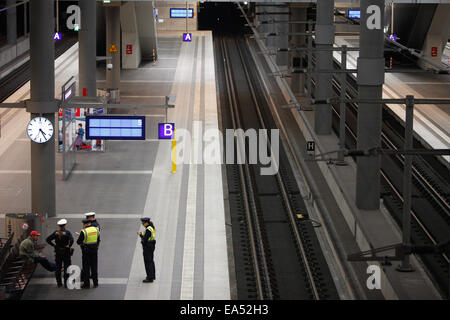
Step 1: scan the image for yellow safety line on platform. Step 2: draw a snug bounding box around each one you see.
[172,128,176,173]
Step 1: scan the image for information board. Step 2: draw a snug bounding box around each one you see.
[348,9,361,19]
[86,116,146,140]
[170,8,194,18]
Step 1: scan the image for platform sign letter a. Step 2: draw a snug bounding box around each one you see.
[183,33,192,42]
[366,5,381,30]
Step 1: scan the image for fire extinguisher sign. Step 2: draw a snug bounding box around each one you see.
[431,47,438,57]
[126,44,133,55]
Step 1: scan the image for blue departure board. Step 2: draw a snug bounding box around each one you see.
[86,116,146,140]
[170,8,194,18]
[348,9,360,19]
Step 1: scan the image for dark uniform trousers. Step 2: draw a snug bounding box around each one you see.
[82,245,98,286]
[143,240,156,280]
[55,247,71,285]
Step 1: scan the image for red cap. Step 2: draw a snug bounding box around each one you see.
[30,231,41,236]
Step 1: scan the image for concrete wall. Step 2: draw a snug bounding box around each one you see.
[154,1,198,31]
[0,36,29,70]
[121,2,142,68]
[418,3,450,69]
[136,2,158,60]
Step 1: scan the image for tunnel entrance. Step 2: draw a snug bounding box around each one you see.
[198,2,247,35]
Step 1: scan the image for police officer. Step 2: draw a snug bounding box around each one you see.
[84,212,100,230]
[77,219,100,289]
[138,217,156,283]
[46,219,74,288]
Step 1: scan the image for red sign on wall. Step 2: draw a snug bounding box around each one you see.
[431,47,438,57]
[126,44,133,55]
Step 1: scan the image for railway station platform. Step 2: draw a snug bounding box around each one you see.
[0,1,448,304]
[0,31,230,300]
[333,36,450,165]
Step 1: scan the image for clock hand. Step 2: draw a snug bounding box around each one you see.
[39,129,47,137]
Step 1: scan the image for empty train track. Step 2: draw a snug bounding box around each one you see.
[217,36,339,300]
[0,33,77,103]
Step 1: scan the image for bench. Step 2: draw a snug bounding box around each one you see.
[0,234,41,300]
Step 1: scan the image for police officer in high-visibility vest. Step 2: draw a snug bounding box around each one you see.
[138,217,156,283]
[84,212,100,230]
[77,219,100,288]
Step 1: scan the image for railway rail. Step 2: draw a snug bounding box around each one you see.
[321,57,450,297]
[0,33,77,103]
[217,35,339,300]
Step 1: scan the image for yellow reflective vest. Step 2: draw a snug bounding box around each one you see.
[143,226,155,241]
[81,226,99,244]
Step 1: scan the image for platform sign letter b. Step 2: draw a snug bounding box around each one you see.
[366,5,381,30]
[159,123,175,140]
[164,124,173,137]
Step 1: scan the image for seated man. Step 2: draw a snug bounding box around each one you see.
[19,231,56,272]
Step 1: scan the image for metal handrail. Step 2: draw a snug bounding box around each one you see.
[0,233,14,270]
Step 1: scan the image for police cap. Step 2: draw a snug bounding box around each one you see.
[140,217,151,223]
[57,219,67,226]
[82,219,91,224]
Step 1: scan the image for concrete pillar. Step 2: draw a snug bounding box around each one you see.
[29,0,56,217]
[105,6,121,91]
[314,0,334,135]
[356,0,385,210]
[7,0,17,45]
[79,0,97,97]
[289,6,307,95]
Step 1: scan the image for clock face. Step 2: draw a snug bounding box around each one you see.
[27,117,54,144]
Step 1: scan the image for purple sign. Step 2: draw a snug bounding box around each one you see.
[183,33,192,42]
[158,123,175,139]
[389,34,397,42]
[54,32,62,41]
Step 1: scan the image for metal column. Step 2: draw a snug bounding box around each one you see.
[397,96,414,272]
[314,0,334,135]
[289,7,306,95]
[275,6,289,66]
[29,0,56,218]
[24,2,28,36]
[337,46,348,165]
[7,0,17,45]
[105,6,121,91]
[256,5,267,35]
[356,0,385,210]
[265,4,277,49]
[79,0,97,97]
